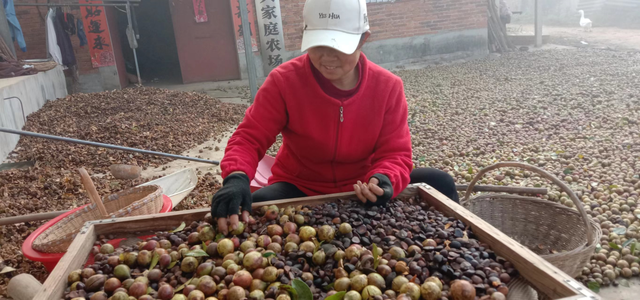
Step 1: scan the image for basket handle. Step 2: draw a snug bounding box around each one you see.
[462,162,593,244]
[78,168,109,219]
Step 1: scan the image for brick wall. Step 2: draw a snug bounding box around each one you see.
[14,6,96,75]
[281,0,487,52]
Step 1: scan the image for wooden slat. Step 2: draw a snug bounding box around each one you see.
[91,193,355,235]
[417,186,600,300]
[33,225,96,300]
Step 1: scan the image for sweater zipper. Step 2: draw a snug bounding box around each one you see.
[331,106,343,187]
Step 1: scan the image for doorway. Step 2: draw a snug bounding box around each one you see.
[116,0,183,84]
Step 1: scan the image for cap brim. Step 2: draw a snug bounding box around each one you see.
[301,30,361,55]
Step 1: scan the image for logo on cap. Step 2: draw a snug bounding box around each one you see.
[319,12,341,20]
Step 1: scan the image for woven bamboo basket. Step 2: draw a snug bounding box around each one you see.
[461,162,601,279]
[33,182,163,253]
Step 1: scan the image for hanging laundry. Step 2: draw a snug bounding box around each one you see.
[53,7,76,67]
[77,18,88,47]
[46,9,63,65]
[3,0,26,52]
[63,13,77,36]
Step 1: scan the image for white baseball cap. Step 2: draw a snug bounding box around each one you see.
[300,0,370,55]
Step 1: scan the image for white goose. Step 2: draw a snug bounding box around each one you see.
[579,10,592,32]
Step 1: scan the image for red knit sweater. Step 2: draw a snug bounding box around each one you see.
[220,53,413,197]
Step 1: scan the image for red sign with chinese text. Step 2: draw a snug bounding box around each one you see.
[230,0,258,53]
[79,0,115,68]
[193,0,208,23]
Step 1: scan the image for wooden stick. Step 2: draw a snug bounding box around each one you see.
[417,186,600,299]
[78,168,108,218]
[0,210,69,226]
[33,224,96,300]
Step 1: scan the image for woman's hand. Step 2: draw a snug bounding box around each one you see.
[353,174,393,205]
[211,172,252,235]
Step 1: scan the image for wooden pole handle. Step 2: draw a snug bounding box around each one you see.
[78,168,109,218]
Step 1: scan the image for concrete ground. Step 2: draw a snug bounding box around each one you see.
[509,24,640,51]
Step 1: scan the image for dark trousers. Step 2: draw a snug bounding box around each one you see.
[252,167,459,203]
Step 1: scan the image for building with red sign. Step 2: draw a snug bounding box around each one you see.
[13,0,488,92]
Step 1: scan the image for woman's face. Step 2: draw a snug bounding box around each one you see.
[307,33,370,85]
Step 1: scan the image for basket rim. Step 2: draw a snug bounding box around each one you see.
[461,161,594,243]
[463,193,603,258]
[33,185,163,251]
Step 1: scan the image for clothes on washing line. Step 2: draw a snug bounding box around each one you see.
[77,18,88,47]
[53,7,76,67]
[63,13,77,36]
[46,9,63,65]
[3,0,26,52]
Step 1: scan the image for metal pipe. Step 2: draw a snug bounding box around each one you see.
[0,128,220,165]
[126,2,142,86]
[238,0,258,102]
[3,97,26,124]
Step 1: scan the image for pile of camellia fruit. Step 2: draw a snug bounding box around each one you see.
[64,197,517,300]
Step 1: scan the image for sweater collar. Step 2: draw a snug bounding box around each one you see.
[304,52,369,105]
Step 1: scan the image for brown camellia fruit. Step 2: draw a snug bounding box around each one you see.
[283,222,297,235]
[299,226,316,241]
[257,235,271,248]
[89,292,108,300]
[243,251,264,271]
[100,244,114,254]
[217,239,235,257]
[148,269,163,282]
[182,257,199,273]
[104,277,122,294]
[143,240,158,251]
[450,280,476,300]
[129,281,148,298]
[233,270,253,289]
[228,286,247,300]
[318,225,336,242]
[267,225,283,236]
[188,290,206,300]
[137,250,152,267]
[399,282,420,300]
[85,275,106,292]
[157,284,175,300]
[108,292,128,300]
[159,253,172,269]
[183,285,197,296]
[67,270,82,283]
[285,234,300,245]
[420,282,441,300]
[197,262,214,277]
[81,268,96,279]
[197,278,217,296]
[122,278,135,290]
[107,255,120,268]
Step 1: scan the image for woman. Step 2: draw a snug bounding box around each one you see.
[212,0,458,234]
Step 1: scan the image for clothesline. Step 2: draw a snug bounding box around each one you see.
[14,3,139,7]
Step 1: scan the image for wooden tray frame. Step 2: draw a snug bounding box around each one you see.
[35,184,600,300]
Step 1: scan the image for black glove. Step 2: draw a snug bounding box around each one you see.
[369,173,393,206]
[211,173,252,219]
